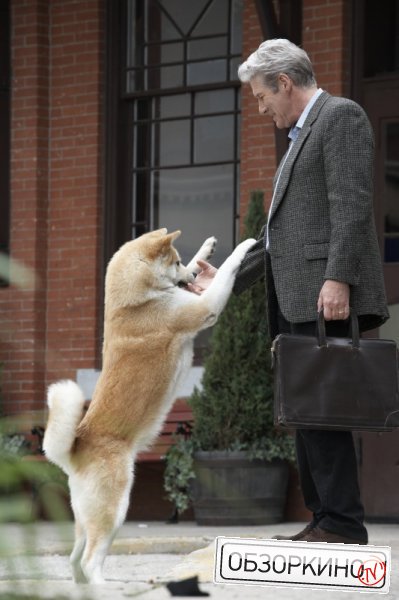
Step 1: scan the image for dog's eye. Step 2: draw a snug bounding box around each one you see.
[176,260,180,266]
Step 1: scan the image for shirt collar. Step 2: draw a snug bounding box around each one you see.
[289,88,324,139]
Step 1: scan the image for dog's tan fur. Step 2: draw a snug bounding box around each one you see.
[43,228,255,584]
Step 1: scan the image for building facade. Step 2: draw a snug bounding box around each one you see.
[1,0,399,519]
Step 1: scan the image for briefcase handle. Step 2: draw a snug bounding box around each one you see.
[317,308,360,348]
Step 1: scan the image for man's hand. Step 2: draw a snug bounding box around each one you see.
[185,260,218,295]
[317,279,350,320]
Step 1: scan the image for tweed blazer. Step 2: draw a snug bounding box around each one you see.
[234,91,389,335]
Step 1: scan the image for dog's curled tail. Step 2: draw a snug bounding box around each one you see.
[43,380,85,475]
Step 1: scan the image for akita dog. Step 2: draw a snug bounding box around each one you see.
[43,229,256,584]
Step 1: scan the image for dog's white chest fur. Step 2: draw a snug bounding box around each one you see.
[136,334,194,453]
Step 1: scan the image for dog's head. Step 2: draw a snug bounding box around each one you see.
[105,228,194,310]
[141,228,195,288]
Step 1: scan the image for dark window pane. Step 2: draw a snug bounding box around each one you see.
[160,0,209,36]
[132,171,150,236]
[157,119,191,166]
[156,165,235,266]
[188,37,227,61]
[230,0,243,54]
[229,56,241,81]
[147,42,183,66]
[127,0,242,91]
[157,94,191,118]
[187,59,226,85]
[363,0,399,77]
[194,115,234,163]
[193,0,228,36]
[147,65,183,89]
[236,111,241,158]
[146,3,181,42]
[195,89,234,114]
[126,71,135,92]
[136,97,151,121]
[384,122,399,262]
[133,124,151,168]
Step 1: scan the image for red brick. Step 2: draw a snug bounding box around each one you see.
[0,0,104,413]
[3,0,348,414]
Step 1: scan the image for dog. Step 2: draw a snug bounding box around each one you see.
[43,228,256,584]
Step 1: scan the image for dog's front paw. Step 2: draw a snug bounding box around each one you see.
[200,236,217,261]
[233,238,257,261]
[222,238,257,274]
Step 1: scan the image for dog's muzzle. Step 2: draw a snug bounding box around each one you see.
[177,272,196,287]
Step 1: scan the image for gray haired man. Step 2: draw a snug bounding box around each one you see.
[193,39,388,544]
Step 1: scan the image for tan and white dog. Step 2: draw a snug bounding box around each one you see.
[43,228,255,584]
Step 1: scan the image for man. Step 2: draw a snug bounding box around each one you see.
[193,39,388,544]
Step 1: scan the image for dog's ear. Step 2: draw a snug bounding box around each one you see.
[147,230,181,258]
[167,230,181,243]
[150,228,168,237]
[159,230,181,255]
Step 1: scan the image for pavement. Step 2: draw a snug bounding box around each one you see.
[0,520,398,599]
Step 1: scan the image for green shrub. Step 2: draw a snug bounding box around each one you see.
[164,191,295,515]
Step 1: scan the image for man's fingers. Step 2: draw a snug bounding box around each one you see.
[196,259,211,269]
[185,283,202,295]
[321,304,349,321]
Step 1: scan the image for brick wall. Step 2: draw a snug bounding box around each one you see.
[239,0,277,221]
[0,0,104,414]
[0,0,350,415]
[0,0,50,413]
[302,0,351,97]
[239,0,350,224]
[46,0,104,383]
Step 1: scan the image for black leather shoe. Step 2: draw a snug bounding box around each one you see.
[272,522,315,541]
[301,526,367,545]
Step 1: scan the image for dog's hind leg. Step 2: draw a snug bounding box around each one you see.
[80,525,117,584]
[76,458,134,584]
[70,518,88,583]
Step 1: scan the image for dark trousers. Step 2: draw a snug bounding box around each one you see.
[277,311,368,543]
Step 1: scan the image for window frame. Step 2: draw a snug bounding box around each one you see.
[104,0,242,260]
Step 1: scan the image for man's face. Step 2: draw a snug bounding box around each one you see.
[250,74,294,129]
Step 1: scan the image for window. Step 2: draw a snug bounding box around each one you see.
[124,0,243,266]
[363,0,399,78]
[383,122,399,263]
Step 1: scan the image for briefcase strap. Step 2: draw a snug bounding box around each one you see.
[317,308,360,348]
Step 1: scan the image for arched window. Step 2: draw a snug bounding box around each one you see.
[106,0,243,267]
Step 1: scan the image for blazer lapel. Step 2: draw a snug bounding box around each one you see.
[269,91,331,222]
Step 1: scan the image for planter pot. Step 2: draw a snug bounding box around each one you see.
[191,450,289,526]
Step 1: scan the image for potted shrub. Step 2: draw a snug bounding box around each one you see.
[164,191,295,525]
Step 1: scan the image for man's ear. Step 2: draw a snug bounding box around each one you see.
[278,73,292,91]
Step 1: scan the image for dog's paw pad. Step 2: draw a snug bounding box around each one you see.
[202,237,217,258]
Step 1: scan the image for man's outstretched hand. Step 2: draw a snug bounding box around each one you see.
[186,260,218,295]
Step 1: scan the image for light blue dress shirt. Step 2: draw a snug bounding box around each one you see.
[266,88,324,249]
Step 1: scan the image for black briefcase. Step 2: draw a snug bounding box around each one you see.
[272,310,399,431]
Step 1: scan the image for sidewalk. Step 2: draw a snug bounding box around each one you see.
[0,520,398,599]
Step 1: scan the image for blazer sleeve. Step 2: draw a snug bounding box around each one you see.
[322,101,375,285]
[233,225,266,295]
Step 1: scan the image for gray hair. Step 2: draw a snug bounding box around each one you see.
[238,39,316,91]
